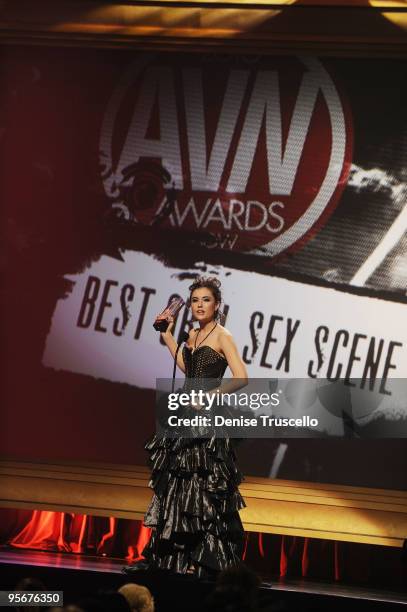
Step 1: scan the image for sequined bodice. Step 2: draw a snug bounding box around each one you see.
[183,345,228,381]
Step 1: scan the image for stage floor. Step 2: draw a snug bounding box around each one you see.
[1,546,407,610]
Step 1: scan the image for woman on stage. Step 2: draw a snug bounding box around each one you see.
[124,276,248,579]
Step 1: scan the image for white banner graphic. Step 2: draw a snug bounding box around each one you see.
[43,251,407,390]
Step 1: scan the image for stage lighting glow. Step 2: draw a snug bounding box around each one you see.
[369,0,407,31]
[68,4,293,37]
[201,8,281,30]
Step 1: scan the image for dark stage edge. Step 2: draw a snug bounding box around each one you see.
[1,547,407,611]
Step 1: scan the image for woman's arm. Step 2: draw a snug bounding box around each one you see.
[219,330,248,384]
[158,314,186,374]
[211,330,248,395]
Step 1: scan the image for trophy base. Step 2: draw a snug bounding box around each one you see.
[153,319,169,332]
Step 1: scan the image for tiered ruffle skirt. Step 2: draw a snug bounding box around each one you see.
[142,434,246,578]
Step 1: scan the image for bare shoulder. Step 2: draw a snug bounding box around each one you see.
[216,325,234,341]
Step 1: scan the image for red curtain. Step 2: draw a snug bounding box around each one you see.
[0,508,345,579]
[0,508,404,586]
[0,509,150,562]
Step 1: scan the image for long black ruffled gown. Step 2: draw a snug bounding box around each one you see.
[142,344,246,578]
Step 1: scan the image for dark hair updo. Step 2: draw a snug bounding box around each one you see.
[187,276,224,322]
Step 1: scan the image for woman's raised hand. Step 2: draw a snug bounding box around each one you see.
[155,308,175,334]
[165,314,175,334]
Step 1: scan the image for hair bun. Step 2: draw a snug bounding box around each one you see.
[188,275,222,292]
[206,276,221,288]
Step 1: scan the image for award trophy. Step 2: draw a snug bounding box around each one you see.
[153,296,185,332]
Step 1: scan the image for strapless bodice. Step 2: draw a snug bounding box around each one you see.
[183,345,228,380]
